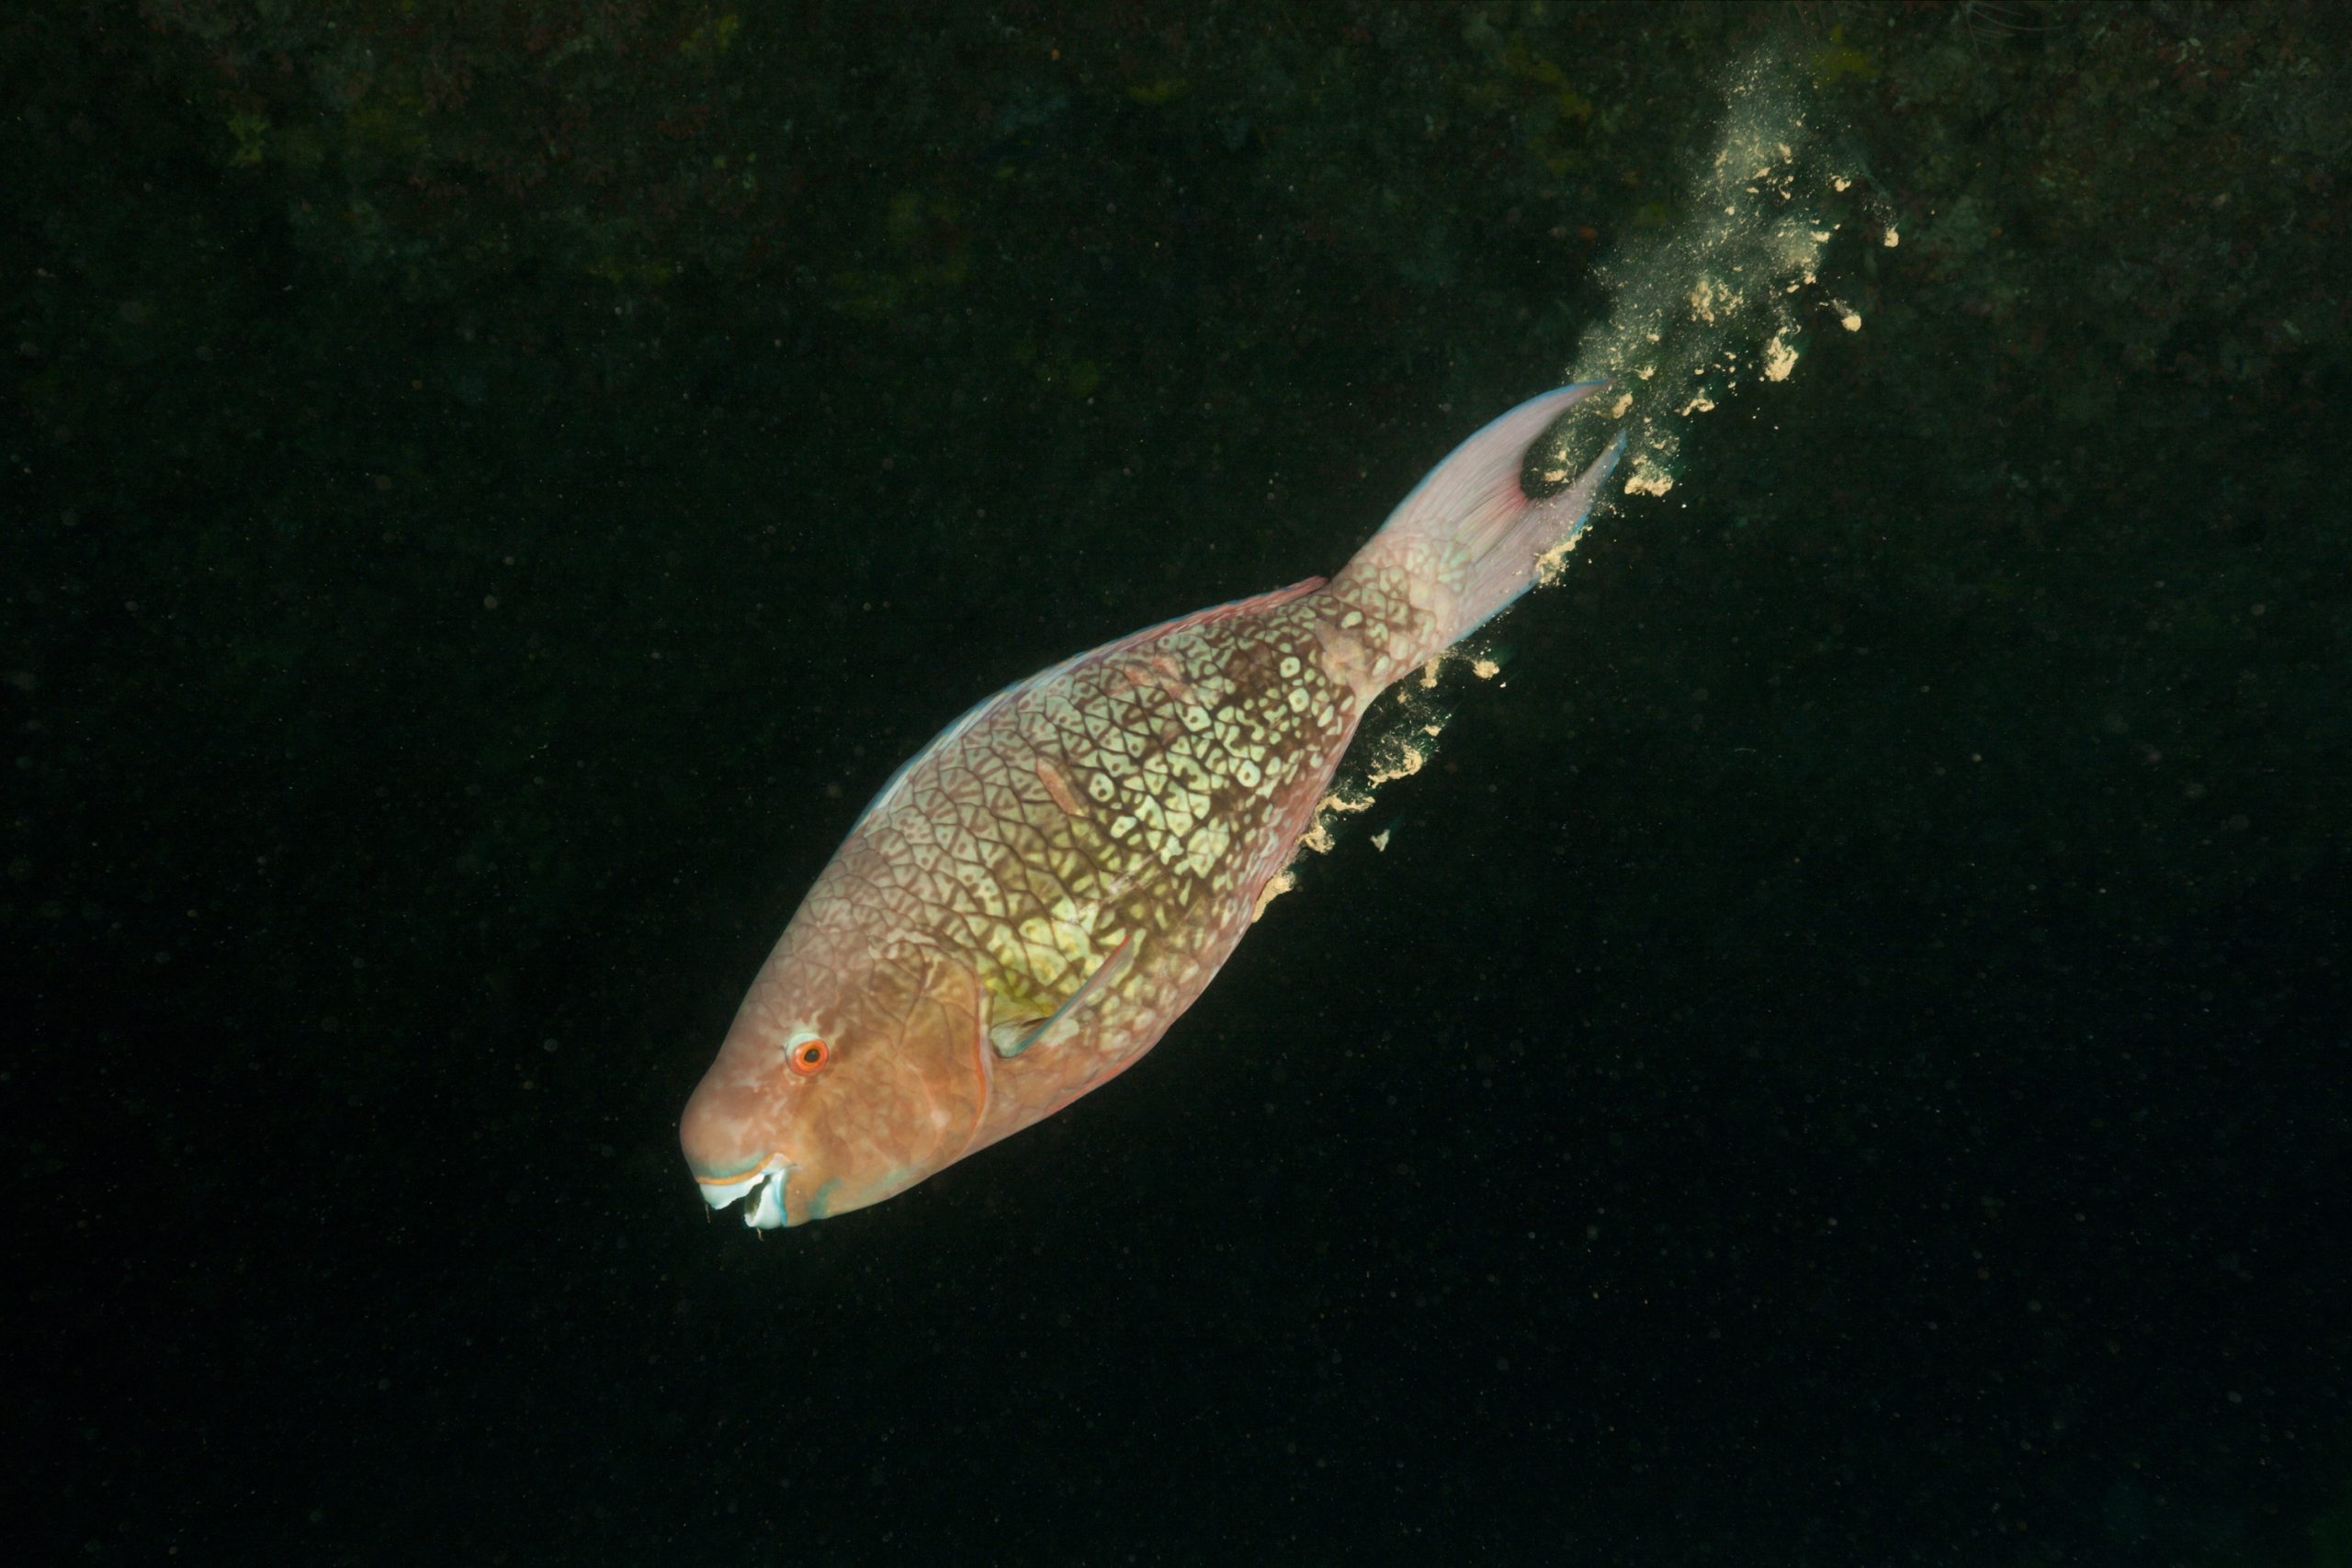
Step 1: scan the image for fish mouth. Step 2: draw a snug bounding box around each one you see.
[696,1160,792,1229]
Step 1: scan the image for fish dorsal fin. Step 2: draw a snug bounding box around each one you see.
[1080,577,1327,662]
[848,579,1327,839]
[989,934,1136,1059]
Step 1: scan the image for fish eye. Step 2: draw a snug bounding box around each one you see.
[786,1036,831,1076]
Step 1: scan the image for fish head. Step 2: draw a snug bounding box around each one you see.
[679,938,989,1228]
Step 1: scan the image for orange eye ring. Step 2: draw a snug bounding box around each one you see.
[786,1036,830,1076]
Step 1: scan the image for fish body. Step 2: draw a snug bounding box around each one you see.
[681,385,1625,1228]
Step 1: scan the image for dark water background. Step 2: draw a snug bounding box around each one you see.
[7,3,2347,1562]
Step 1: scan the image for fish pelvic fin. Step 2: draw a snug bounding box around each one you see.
[1329,384,1625,682]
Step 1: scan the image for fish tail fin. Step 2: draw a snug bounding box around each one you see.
[1327,383,1625,688]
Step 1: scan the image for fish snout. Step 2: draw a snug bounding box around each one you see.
[680,1068,797,1226]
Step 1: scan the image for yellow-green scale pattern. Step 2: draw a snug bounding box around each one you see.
[797,571,1428,1138]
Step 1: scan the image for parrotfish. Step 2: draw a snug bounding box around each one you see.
[681,385,1626,1228]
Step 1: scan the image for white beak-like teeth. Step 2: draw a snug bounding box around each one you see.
[696,1161,789,1226]
[743,1168,789,1228]
[698,1173,762,1212]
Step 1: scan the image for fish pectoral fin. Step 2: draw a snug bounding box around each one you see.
[989,935,1136,1059]
[988,1015,1051,1058]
